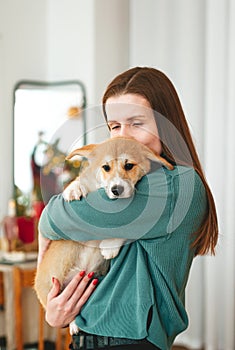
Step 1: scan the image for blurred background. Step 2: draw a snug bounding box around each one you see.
[0,0,234,349]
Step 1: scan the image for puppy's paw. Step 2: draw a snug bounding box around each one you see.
[100,247,121,260]
[99,239,125,260]
[63,179,85,201]
[69,320,80,335]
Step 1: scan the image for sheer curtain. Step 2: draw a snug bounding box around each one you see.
[203,0,235,349]
[130,0,235,349]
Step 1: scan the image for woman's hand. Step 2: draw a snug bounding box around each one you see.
[45,271,98,328]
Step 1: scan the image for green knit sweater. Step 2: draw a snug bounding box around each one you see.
[39,165,207,349]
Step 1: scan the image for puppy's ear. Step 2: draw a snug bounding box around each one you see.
[145,150,174,170]
[66,144,97,160]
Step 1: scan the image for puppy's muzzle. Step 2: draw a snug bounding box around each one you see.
[111,185,124,196]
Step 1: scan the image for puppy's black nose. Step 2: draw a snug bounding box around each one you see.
[111,185,124,196]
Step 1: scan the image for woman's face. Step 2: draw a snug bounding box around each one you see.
[105,93,162,154]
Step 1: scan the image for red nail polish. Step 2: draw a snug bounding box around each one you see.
[52,277,55,283]
[79,271,86,277]
[92,278,99,286]
[88,272,94,278]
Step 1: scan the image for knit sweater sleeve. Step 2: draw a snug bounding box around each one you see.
[38,166,199,242]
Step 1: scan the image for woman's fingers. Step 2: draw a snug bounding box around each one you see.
[63,272,98,307]
[75,278,99,309]
[45,271,99,328]
[47,277,61,300]
[59,271,93,303]
[56,272,99,317]
[48,271,99,311]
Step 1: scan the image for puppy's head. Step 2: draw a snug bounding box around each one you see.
[67,137,173,199]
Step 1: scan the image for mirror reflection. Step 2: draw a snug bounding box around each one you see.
[13,80,87,216]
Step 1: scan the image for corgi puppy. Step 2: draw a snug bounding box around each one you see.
[34,137,173,335]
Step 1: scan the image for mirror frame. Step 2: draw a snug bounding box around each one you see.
[12,79,87,211]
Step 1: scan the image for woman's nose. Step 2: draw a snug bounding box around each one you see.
[119,124,131,137]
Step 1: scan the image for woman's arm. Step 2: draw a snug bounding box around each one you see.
[39,167,173,242]
[46,271,98,328]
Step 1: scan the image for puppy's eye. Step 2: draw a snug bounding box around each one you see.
[124,163,135,171]
[102,164,111,172]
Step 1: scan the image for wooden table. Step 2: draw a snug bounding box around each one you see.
[0,259,56,350]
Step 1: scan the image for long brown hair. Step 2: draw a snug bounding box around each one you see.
[102,67,218,256]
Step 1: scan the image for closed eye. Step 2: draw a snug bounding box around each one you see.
[132,122,143,127]
[124,163,135,171]
[108,123,120,130]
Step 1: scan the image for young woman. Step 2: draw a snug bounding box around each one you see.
[38,67,218,350]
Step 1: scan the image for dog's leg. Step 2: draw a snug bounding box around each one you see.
[69,320,80,335]
[99,238,126,260]
[63,177,87,201]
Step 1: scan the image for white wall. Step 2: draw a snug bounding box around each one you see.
[91,0,130,142]
[46,0,95,102]
[130,0,206,160]
[46,0,129,140]
[0,0,129,219]
[94,0,130,103]
[0,0,49,220]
